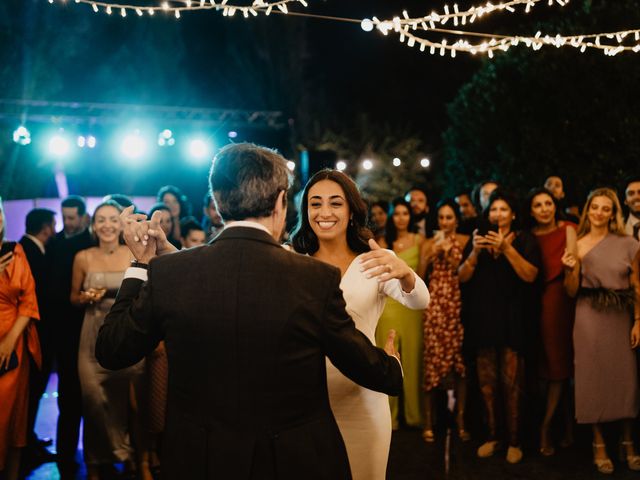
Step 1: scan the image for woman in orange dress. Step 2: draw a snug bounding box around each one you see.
[0,204,41,480]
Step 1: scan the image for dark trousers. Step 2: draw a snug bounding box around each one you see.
[27,321,54,444]
[54,319,83,478]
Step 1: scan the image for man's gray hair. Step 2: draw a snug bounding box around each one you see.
[209,143,291,221]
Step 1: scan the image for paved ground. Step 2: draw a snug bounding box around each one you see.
[27,375,640,479]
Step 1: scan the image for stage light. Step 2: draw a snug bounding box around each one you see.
[420,157,431,168]
[361,18,374,32]
[392,157,401,167]
[158,129,174,147]
[13,126,31,145]
[188,138,210,161]
[48,135,70,157]
[336,160,347,171]
[362,159,373,170]
[228,131,238,139]
[287,161,296,171]
[77,136,86,148]
[87,135,97,148]
[121,132,146,159]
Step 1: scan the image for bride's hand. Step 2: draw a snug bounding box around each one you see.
[359,239,413,284]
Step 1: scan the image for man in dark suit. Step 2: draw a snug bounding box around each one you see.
[48,196,93,479]
[19,208,57,467]
[96,143,403,480]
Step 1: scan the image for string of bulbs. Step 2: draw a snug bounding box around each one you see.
[46,0,640,57]
[47,0,308,18]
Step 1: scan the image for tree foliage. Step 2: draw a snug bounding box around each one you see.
[442,0,640,201]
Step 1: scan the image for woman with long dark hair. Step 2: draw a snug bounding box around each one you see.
[562,187,640,474]
[524,187,576,456]
[291,170,429,480]
[458,189,540,464]
[377,198,428,429]
[157,185,191,247]
[421,199,470,442]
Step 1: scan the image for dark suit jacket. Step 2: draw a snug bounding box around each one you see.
[96,227,402,480]
[48,229,93,332]
[19,236,51,318]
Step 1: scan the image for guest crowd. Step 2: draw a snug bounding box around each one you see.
[1,169,640,479]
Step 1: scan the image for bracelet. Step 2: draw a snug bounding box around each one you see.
[130,260,149,270]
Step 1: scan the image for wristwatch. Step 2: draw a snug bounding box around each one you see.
[130,260,149,270]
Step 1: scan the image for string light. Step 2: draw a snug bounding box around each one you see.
[48,0,309,18]
[384,25,640,57]
[374,0,570,34]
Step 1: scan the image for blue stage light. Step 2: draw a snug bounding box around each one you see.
[13,126,31,145]
[188,138,210,161]
[121,132,146,159]
[48,135,71,157]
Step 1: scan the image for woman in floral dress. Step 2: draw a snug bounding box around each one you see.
[422,199,469,442]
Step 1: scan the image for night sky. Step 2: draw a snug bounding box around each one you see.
[0,0,587,203]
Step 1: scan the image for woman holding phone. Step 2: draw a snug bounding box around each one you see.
[0,203,41,480]
[458,189,540,464]
[562,187,640,474]
[421,199,470,442]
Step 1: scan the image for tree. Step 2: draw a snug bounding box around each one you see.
[442,0,640,202]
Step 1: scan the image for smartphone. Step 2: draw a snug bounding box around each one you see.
[476,221,498,236]
[0,241,16,258]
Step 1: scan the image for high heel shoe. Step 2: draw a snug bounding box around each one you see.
[619,441,640,471]
[592,443,614,474]
[539,427,555,456]
[422,429,435,443]
[456,413,471,442]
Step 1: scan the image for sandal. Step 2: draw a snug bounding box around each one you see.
[422,429,435,443]
[592,443,614,474]
[477,440,499,458]
[619,441,640,471]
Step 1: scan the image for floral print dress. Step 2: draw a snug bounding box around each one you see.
[423,235,466,391]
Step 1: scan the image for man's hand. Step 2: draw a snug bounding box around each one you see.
[384,329,401,363]
[120,206,157,263]
[147,211,178,255]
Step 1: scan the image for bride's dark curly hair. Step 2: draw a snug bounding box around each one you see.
[290,169,373,255]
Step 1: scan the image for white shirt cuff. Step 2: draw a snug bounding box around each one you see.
[125,267,148,282]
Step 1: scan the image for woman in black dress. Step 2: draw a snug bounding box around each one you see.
[458,189,540,464]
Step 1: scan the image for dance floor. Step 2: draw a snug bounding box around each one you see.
[28,375,639,479]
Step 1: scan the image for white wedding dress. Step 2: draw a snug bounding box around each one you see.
[327,253,429,480]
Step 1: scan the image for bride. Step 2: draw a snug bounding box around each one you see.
[291,169,429,479]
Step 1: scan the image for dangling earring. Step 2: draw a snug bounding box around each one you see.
[349,216,354,226]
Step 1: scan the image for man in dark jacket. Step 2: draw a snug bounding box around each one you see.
[96,143,402,479]
[19,208,57,468]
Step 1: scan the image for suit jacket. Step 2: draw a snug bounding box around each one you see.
[96,227,402,480]
[48,229,93,333]
[19,235,51,319]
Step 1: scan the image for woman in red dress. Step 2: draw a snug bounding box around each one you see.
[0,204,41,480]
[524,187,576,456]
[422,199,469,442]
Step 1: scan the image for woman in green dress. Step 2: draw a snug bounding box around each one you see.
[376,198,427,428]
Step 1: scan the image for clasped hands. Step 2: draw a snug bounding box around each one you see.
[120,206,177,263]
[472,229,514,254]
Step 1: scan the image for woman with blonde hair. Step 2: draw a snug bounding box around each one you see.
[562,187,640,474]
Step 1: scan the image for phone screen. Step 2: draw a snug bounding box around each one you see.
[0,241,16,258]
